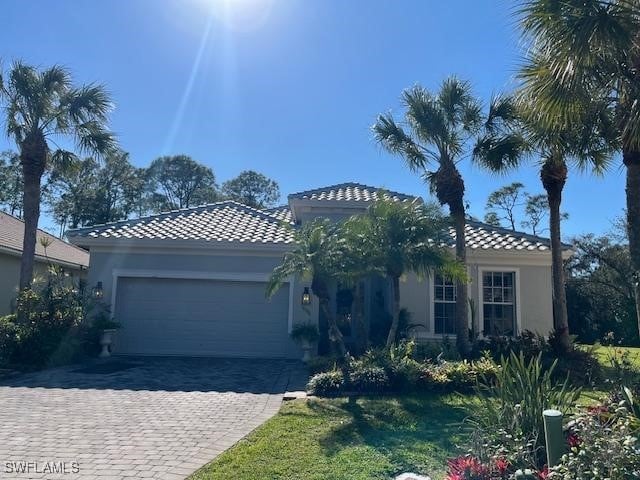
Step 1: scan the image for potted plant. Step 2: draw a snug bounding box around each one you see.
[290,323,320,362]
[93,314,121,358]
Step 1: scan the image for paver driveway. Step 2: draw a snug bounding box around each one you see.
[0,357,307,480]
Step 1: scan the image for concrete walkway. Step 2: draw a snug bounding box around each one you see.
[0,357,307,480]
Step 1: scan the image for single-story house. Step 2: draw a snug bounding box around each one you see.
[67,183,569,358]
[0,212,90,315]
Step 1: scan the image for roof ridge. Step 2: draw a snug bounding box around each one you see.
[287,182,415,200]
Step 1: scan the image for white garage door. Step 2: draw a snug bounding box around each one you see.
[113,277,291,358]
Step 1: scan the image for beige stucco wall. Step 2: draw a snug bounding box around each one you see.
[0,254,21,315]
[0,254,87,316]
[399,255,554,339]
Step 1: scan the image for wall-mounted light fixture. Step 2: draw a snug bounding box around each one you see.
[92,281,104,299]
[301,287,311,305]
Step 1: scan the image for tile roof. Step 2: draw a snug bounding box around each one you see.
[67,201,296,245]
[66,185,561,254]
[446,221,554,252]
[288,182,417,203]
[0,212,89,267]
[264,205,295,224]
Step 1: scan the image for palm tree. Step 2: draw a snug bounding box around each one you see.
[266,219,348,358]
[0,62,116,289]
[373,77,487,355]
[516,0,640,337]
[344,198,465,348]
[474,95,615,350]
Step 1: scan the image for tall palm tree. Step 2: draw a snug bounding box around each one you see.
[344,198,465,348]
[266,219,348,358]
[516,0,640,337]
[474,95,615,350]
[0,62,116,289]
[373,77,486,355]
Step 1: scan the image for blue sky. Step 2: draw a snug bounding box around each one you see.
[1,0,626,238]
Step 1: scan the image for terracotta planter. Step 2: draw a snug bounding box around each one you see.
[99,329,117,358]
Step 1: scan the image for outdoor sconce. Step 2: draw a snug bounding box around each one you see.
[92,281,104,300]
[301,287,311,305]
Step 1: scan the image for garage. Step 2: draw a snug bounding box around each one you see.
[113,276,292,358]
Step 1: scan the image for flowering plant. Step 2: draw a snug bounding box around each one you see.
[550,395,640,480]
[444,455,548,480]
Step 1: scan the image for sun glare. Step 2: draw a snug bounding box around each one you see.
[193,0,274,32]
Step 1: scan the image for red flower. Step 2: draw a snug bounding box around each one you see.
[447,455,489,478]
[537,466,549,479]
[445,475,463,480]
[587,404,608,416]
[494,457,509,474]
[567,432,581,448]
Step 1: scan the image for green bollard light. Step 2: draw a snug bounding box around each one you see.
[543,409,564,468]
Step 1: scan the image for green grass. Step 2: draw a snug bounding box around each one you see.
[190,394,470,480]
[592,344,640,370]
[191,346,640,480]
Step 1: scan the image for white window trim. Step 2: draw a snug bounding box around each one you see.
[431,273,458,336]
[477,266,522,337]
[110,268,294,333]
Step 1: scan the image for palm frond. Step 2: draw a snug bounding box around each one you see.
[372,113,428,170]
[402,86,449,146]
[73,120,117,156]
[50,149,79,172]
[41,65,70,95]
[473,133,528,173]
[61,84,113,125]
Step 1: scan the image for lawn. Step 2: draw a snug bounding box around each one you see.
[592,344,640,369]
[191,346,640,480]
[190,394,470,480]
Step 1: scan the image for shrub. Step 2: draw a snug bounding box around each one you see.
[348,364,389,393]
[306,355,342,375]
[0,315,20,366]
[290,323,320,344]
[466,352,581,470]
[306,370,345,396]
[0,269,106,368]
[551,393,640,479]
[477,330,601,386]
[306,342,499,396]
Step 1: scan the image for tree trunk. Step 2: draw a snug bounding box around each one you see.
[452,208,471,355]
[386,275,401,348]
[623,149,640,337]
[312,276,348,358]
[541,160,571,352]
[18,135,48,290]
[320,297,347,358]
[353,281,369,354]
[433,161,470,356]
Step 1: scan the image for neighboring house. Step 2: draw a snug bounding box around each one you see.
[0,212,89,315]
[67,182,570,359]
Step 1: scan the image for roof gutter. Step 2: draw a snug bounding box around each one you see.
[66,236,294,253]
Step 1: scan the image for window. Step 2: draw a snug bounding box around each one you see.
[434,274,456,334]
[482,271,516,336]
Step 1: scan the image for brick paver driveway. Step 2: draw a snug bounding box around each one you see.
[0,358,307,480]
